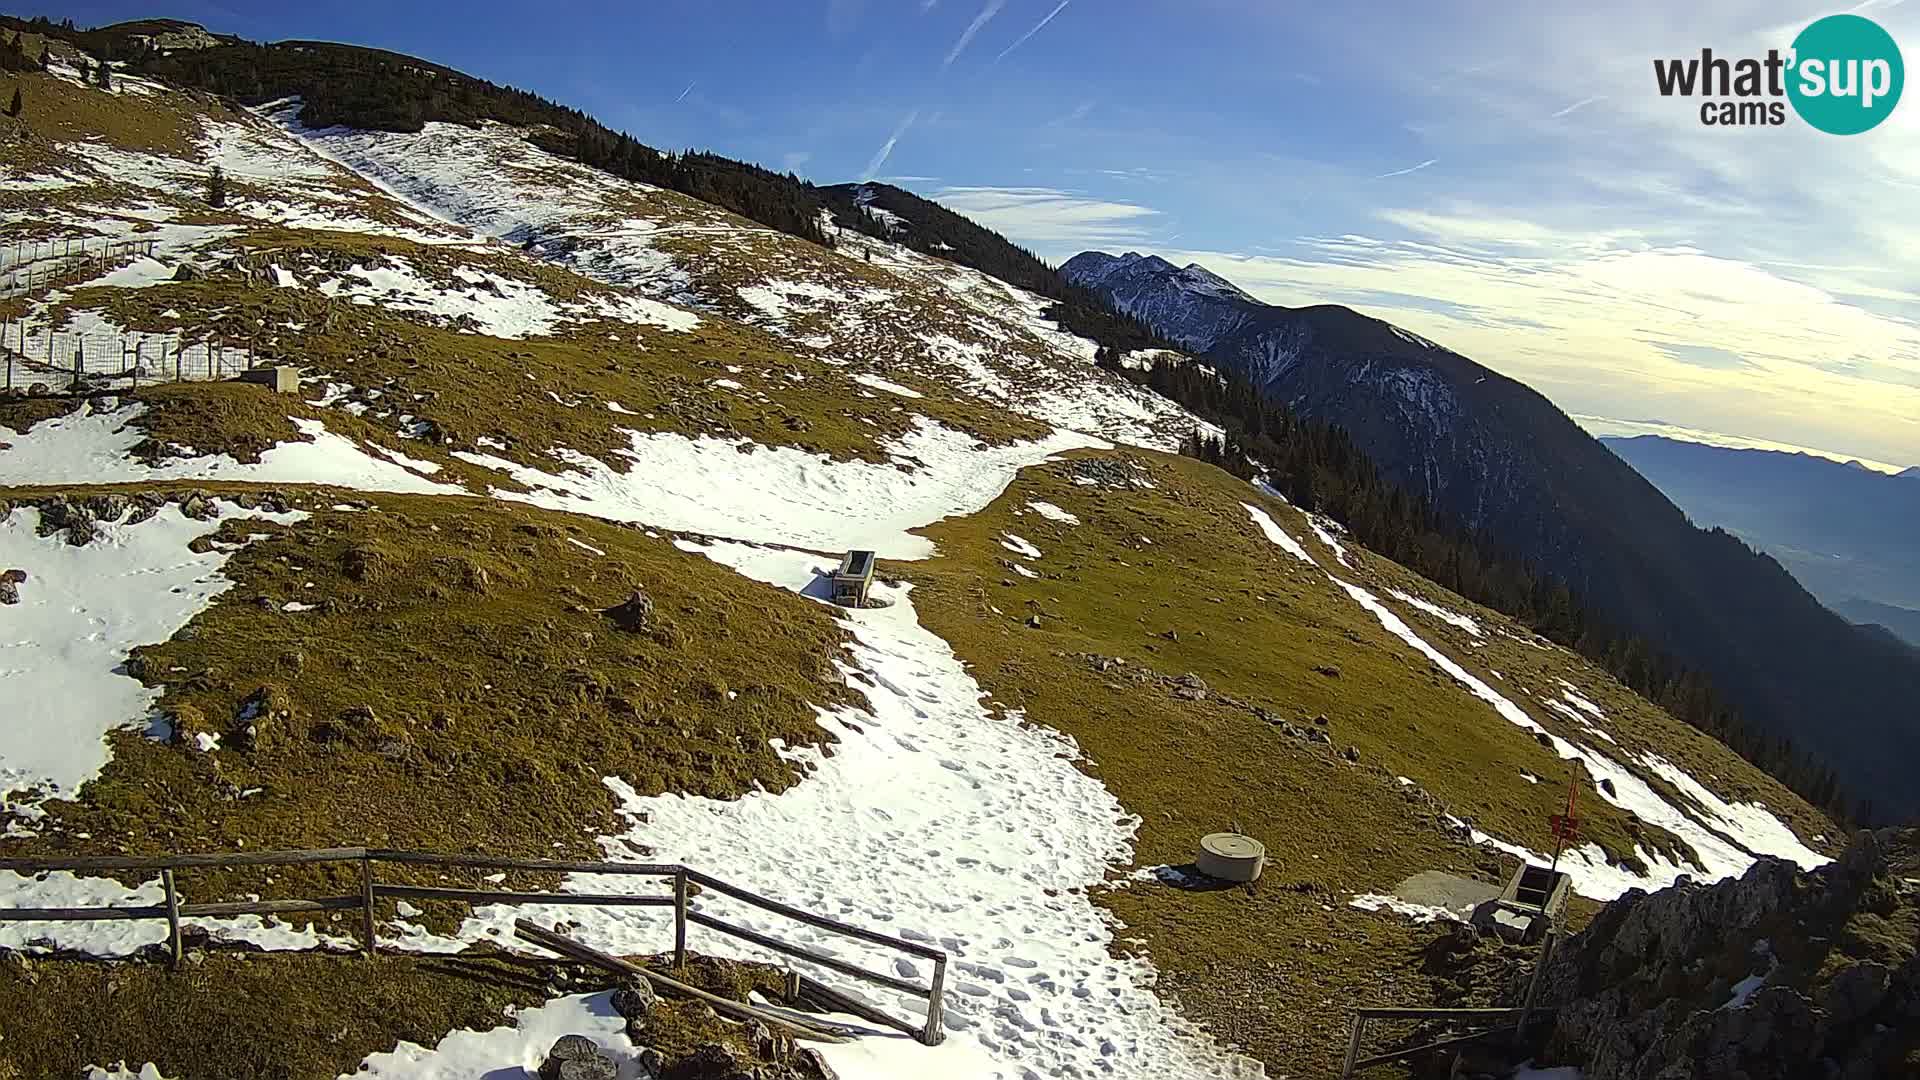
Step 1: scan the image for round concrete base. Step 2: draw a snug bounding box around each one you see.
[1196,832,1266,882]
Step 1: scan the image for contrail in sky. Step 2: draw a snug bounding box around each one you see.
[943,0,1007,69]
[863,109,921,180]
[994,0,1071,63]
[675,81,695,103]
[1551,95,1602,118]
[1375,158,1437,179]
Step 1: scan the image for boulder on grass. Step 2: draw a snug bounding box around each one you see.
[538,1035,616,1080]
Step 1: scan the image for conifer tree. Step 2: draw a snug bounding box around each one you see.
[7,86,21,119]
[207,165,227,208]
[95,60,112,90]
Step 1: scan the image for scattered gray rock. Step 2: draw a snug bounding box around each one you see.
[602,588,655,632]
[538,1035,616,1080]
[179,491,218,521]
[611,978,658,1019]
[793,1048,839,1080]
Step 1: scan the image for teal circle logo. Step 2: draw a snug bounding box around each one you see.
[1788,14,1903,135]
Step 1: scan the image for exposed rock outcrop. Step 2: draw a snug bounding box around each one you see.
[1517,828,1919,1079]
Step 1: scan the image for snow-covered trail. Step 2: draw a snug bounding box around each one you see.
[384,540,1260,1079]
[1242,500,1828,902]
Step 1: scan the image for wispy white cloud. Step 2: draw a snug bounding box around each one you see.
[932,185,1160,247]
[993,0,1071,64]
[1142,228,1920,467]
[921,0,939,10]
[1047,99,1095,127]
[862,109,920,181]
[943,0,1007,69]
[781,150,813,174]
[882,174,942,182]
[1375,158,1438,179]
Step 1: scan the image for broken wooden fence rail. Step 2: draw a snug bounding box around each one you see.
[1339,1005,1559,1078]
[512,919,853,1046]
[0,847,950,1047]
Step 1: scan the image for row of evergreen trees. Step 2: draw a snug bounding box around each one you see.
[1148,357,1855,822]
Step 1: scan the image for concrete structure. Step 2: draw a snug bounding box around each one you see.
[237,365,300,394]
[1470,863,1570,944]
[1195,832,1266,883]
[832,550,876,607]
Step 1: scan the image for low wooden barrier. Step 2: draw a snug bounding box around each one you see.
[0,847,947,1046]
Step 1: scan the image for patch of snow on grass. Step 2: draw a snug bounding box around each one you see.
[1024,501,1079,525]
[355,992,636,1079]
[453,418,1104,559]
[566,537,607,557]
[852,373,924,399]
[1308,517,1352,568]
[1636,755,1829,871]
[1388,589,1483,638]
[1241,503,1316,565]
[999,533,1042,559]
[0,406,465,496]
[1349,893,1464,924]
[88,256,176,289]
[0,502,305,814]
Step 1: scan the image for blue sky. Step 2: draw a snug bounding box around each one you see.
[43,0,1920,467]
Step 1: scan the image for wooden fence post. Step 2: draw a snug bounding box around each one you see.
[672,867,688,969]
[161,867,183,970]
[360,855,377,957]
[1341,1014,1365,1079]
[921,954,948,1045]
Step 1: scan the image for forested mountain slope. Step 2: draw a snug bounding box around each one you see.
[1605,434,1920,648]
[1064,251,1920,821]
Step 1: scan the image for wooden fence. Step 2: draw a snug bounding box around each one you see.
[0,238,159,296]
[1,320,263,392]
[0,847,949,1047]
[1338,1005,1559,1077]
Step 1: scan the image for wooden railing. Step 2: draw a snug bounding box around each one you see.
[1339,1005,1559,1077]
[0,847,948,1046]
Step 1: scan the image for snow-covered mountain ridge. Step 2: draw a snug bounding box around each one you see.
[0,26,1842,1080]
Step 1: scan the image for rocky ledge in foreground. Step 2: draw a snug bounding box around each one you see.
[1518,828,1919,1079]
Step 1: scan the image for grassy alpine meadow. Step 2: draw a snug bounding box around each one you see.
[0,487,858,917]
[899,447,1831,1076]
